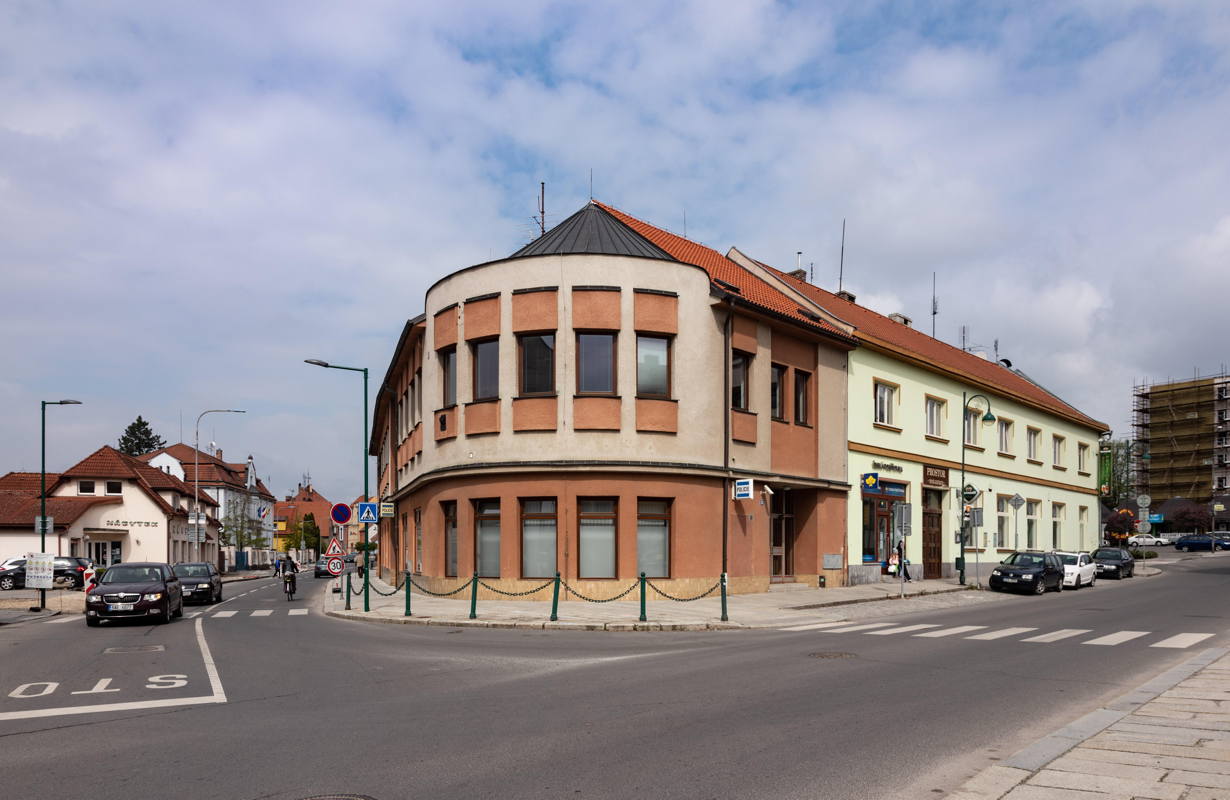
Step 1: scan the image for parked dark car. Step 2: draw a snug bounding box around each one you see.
[85,562,184,626]
[173,562,222,604]
[989,551,1065,594]
[1173,534,1229,552]
[314,558,332,578]
[0,556,94,590]
[1091,547,1136,578]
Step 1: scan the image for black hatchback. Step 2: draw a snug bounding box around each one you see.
[989,551,1065,594]
[173,562,222,604]
[1091,547,1136,579]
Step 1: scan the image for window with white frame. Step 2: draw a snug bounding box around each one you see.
[105,480,122,495]
[1052,435,1065,467]
[997,419,1013,454]
[77,480,95,495]
[1078,443,1090,472]
[1026,500,1039,549]
[874,381,896,426]
[996,496,1009,548]
[1079,506,1088,544]
[925,397,945,438]
[1027,428,1041,460]
[1052,502,1065,549]
[964,408,980,446]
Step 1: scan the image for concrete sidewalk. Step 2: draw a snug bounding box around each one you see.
[948,646,1230,799]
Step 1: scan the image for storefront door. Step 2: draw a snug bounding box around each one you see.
[923,489,943,579]
[770,490,794,580]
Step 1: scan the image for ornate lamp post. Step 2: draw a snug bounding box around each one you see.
[958,392,995,586]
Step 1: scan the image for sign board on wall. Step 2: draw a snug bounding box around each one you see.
[733,479,753,500]
[922,466,949,488]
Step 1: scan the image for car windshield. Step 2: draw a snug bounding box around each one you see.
[1002,553,1044,567]
[1092,549,1123,560]
[173,564,211,578]
[1057,554,1078,566]
[100,566,162,583]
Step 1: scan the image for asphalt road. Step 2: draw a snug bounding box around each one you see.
[2,553,1229,800]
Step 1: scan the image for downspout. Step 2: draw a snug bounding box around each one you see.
[722,298,733,577]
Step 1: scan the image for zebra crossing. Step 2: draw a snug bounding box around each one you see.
[779,619,1216,649]
[186,609,311,619]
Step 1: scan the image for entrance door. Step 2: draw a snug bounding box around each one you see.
[770,490,794,580]
[876,507,892,573]
[923,489,943,579]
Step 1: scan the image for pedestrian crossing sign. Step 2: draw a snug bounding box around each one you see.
[357,502,378,523]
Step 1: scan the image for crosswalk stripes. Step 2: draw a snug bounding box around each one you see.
[1084,631,1149,646]
[288,609,309,616]
[915,625,986,638]
[966,627,1037,640]
[1022,629,1090,643]
[781,621,856,632]
[212,610,238,618]
[819,622,898,633]
[866,624,941,636]
[250,610,273,617]
[1152,633,1214,649]
[44,608,311,624]
[778,621,1216,650]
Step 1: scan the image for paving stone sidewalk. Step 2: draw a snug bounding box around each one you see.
[949,646,1230,799]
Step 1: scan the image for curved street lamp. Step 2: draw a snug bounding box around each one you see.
[958,392,996,586]
[38,399,82,612]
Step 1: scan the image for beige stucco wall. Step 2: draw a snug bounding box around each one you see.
[50,481,185,564]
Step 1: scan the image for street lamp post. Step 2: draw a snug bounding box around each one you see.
[39,399,82,612]
[194,410,245,564]
[305,359,371,612]
[958,392,996,586]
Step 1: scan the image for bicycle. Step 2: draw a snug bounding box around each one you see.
[283,571,296,601]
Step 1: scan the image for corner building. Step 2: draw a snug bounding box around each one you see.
[370,202,857,598]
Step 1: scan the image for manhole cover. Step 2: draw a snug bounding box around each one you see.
[104,645,165,654]
[808,651,855,659]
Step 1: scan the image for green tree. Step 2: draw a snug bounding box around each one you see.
[117,415,167,456]
[301,513,321,555]
[281,516,305,552]
[1099,439,1136,505]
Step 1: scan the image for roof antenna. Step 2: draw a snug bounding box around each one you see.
[838,218,846,292]
[809,261,814,284]
[931,272,938,338]
[537,182,545,238]
[994,338,1000,362]
[683,209,687,239]
[961,325,968,352]
[589,169,593,200]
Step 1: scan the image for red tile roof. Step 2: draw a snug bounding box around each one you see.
[593,201,856,345]
[0,494,121,530]
[760,264,1108,431]
[0,472,59,492]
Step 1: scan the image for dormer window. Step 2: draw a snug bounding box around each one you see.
[78,480,95,495]
[105,480,122,495]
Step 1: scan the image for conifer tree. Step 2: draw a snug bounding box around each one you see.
[117,415,167,456]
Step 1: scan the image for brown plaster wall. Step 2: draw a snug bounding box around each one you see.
[634,292,678,334]
[513,396,557,431]
[434,307,458,348]
[574,396,622,431]
[572,289,621,330]
[434,408,457,441]
[731,409,758,444]
[732,314,758,354]
[635,398,678,433]
[464,297,500,340]
[512,290,558,332]
[464,400,500,436]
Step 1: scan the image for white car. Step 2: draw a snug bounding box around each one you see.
[1128,534,1171,546]
[1055,551,1097,589]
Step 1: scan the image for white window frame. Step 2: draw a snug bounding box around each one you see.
[1052,435,1065,467]
[1027,428,1040,460]
[997,419,1013,454]
[925,396,945,438]
[964,408,980,446]
[874,381,896,427]
[1078,443,1090,472]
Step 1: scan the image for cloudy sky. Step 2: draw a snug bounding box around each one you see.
[3,1,1228,503]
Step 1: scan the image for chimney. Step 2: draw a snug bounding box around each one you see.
[888,312,913,327]
[788,269,807,281]
[836,290,857,303]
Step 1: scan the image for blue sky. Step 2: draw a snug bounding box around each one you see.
[2,1,1228,503]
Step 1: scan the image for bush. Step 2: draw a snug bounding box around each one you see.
[1129,549,1158,560]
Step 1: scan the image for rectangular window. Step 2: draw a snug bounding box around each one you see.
[440,347,457,407]
[964,409,979,446]
[1078,443,1090,472]
[1053,435,1065,466]
[442,501,457,577]
[474,499,500,578]
[1026,500,1039,549]
[578,499,617,578]
[998,419,1013,454]
[874,382,895,426]
[636,335,670,398]
[1079,506,1088,544]
[521,499,557,578]
[925,397,945,438]
[794,370,811,425]
[577,333,616,394]
[519,334,555,395]
[472,339,499,401]
[731,351,752,410]
[636,499,670,578]
[1027,428,1040,460]
[413,508,422,572]
[770,364,787,420]
[105,480,122,495]
[996,496,1009,549]
[78,480,95,495]
[1051,502,1064,549]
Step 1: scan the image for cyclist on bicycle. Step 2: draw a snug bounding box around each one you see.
[280,555,300,595]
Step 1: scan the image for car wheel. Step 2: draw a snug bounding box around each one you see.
[213,587,222,603]
[173,598,183,618]
[1070,576,1080,590]
[1053,576,1063,592]
[1033,579,1046,595]
[86,617,100,627]
[0,576,14,590]
[1089,575,1096,588]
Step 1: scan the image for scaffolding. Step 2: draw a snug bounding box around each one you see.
[1132,370,1230,504]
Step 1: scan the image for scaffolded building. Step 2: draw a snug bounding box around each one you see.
[1133,372,1230,503]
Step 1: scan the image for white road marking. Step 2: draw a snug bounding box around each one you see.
[250,610,273,617]
[1022,629,1091,643]
[1151,633,1215,649]
[1084,630,1150,646]
[184,612,202,618]
[0,617,225,721]
[212,611,237,618]
[780,621,856,632]
[819,622,898,633]
[915,625,987,638]
[866,624,941,635]
[966,627,1038,641]
[288,609,309,616]
[44,616,79,624]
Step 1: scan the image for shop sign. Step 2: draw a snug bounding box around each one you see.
[104,520,159,528]
[923,465,949,488]
[871,460,905,473]
[880,481,907,498]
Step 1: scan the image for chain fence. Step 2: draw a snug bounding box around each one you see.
[559,578,640,603]
[406,576,472,597]
[646,578,723,602]
[478,578,555,597]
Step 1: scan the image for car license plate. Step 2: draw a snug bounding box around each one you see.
[108,603,134,611]
[1003,577,1018,583]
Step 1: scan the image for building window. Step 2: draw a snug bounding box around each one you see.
[925,397,945,438]
[770,364,787,421]
[519,334,555,395]
[1053,435,1065,467]
[1027,428,1041,460]
[1218,476,1228,490]
[77,480,95,495]
[794,370,811,425]
[578,499,617,578]
[874,381,896,426]
[1026,500,1039,549]
[577,333,616,394]
[439,347,457,407]
[964,408,980,446]
[105,480,122,495]
[636,335,670,398]
[996,496,1009,549]
[472,339,499,401]
[1078,443,1090,472]
[1052,502,1065,549]
[521,499,557,578]
[997,419,1013,454]
[413,507,422,573]
[636,499,670,578]
[1079,506,1088,544]
[731,351,752,410]
[442,501,457,578]
[474,499,500,578]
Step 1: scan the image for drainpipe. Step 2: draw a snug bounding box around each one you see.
[722,298,733,577]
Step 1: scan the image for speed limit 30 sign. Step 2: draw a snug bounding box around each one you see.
[326,557,345,576]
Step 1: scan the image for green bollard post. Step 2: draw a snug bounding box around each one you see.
[550,572,560,622]
[345,571,352,611]
[639,572,647,622]
[404,572,412,617]
[720,572,728,622]
[469,572,479,620]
